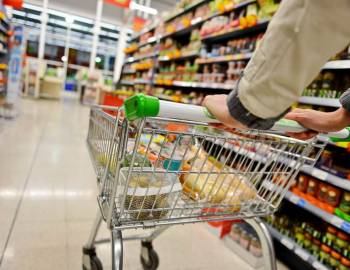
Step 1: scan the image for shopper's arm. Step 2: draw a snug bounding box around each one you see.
[204,0,350,130]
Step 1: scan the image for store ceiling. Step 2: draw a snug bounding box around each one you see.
[24,0,174,27]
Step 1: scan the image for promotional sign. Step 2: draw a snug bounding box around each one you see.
[133,16,146,32]
[6,25,25,107]
[3,0,23,9]
[104,0,131,8]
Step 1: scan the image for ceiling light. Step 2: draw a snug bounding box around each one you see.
[130,1,158,15]
[61,56,67,62]
[95,57,102,63]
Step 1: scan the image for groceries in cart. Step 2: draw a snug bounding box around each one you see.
[115,126,259,222]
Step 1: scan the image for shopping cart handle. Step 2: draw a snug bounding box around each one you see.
[273,119,350,141]
[124,94,350,141]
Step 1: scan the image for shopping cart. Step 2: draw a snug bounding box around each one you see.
[82,94,350,270]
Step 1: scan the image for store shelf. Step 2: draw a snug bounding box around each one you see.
[158,52,199,62]
[196,52,253,64]
[120,80,134,86]
[125,52,158,63]
[156,94,174,101]
[284,191,350,234]
[323,60,350,70]
[131,23,157,42]
[161,80,233,90]
[267,225,330,270]
[164,0,257,37]
[201,20,269,43]
[164,0,209,23]
[301,166,350,191]
[298,96,340,107]
[122,69,136,74]
[134,79,152,84]
[138,36,157,49]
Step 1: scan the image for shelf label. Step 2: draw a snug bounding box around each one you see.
[289,194,300,205]
[331,216,344,228]
[341,222,350,233]
[311,169,328,181]
[297,198,306,207]
[312,261,329,270]
[281,237,294,250]
[295,248,310,261]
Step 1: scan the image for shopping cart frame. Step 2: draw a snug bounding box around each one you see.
[82,104,324,270]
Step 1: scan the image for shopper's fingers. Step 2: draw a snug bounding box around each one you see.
[286,131,318,140]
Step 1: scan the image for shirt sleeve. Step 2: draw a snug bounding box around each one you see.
[227,0,350,128]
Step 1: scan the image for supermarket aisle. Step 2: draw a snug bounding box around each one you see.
[0,95,288,270]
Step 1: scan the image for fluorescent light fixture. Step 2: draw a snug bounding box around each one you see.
[26,13,41,20]
[130,1,158,15]
[66,16,74,24]
[61,56,67,62]
[12,10,25,16]
[23,3,42,11]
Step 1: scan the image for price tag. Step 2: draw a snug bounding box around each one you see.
[297,199,306,207]
[281,237,294,250]
[295,248,310,261]
[312,261,329,270]
[311,169,328,181]
[341,222,350,233]
[289,194,300,205]
[331,216,344,228]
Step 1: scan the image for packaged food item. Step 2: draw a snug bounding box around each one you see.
[306,178,318,197]
[230,224,241,242]
[334,232,349,254]
[297,174,309,193]
[317,183,329,202]
[330,250,341,269]
[319,244,331,266]
[326,186,342,208]
[249,237,262,257]
[121,168,182,221]
[340,257,350,270]
[239,231,251,250]
[322,226,337,246]
[340,192,350,214]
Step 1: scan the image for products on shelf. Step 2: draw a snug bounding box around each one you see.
[133,44,157,60]
[292,173,344,214]
[266,210,350,270]
[317,149,350,179]
[153,87,205,105]
[134,60,154,71]
[229,223,263,258]
[302,69,350,99]
[124,43,138,55]
[139,31,155,44]
[200,3,260,38]
[200,34,263,59]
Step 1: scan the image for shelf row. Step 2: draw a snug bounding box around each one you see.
[120,79,234,90]
[119,79,346,107]
[267,225,330,270]
[284,191,350,234]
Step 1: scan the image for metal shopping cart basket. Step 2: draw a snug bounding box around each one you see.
[82,94,350,270]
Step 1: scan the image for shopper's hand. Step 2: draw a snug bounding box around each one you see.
[202,94,246,130]
[285,108,350,140]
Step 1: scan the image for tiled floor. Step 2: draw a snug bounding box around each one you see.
[0,94,289,270]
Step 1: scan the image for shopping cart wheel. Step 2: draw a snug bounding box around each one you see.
[82,247,103,270]
[140,241,159,270]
